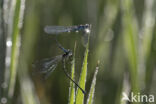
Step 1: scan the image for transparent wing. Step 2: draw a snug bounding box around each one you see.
[44,26,76,34]
[32,55,62,75]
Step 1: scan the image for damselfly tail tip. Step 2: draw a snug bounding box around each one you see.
[82,90,86,94]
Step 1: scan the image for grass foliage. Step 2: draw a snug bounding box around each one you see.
[69,42,99,104]
[0,0,156,104]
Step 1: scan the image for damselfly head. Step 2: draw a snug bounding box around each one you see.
[84,24,91,33]
[63,49,72,58]
[80,24,91,47]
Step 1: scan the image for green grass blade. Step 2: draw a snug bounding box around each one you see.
[86,61,99,104]
[75,42,89,104]
[0,1,5,98]
[68,59,75,104]
[19,71,39,104]
[142,0,156,59]
[8,0,24,97]
[68,43,76,104]
[141,0,156,92]
[17,0,41,103]
[121,0,139,94]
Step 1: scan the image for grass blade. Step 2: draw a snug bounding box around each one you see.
[121,0,139,95]
[68,59,75,104]
[86,61,99,104]
[0,1,6,98]
[68,43,77,104]
[75,42,89,104]
[8,0,25,97]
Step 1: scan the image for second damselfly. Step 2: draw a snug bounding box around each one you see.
[44,24,91,34]
[44,24,91,46]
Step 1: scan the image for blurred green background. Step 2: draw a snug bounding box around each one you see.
[0,0,156,104]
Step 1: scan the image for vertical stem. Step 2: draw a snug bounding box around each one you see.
[0,0,6,98]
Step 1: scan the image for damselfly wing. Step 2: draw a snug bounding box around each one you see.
[33,55,62,77]
[33,50,72,79]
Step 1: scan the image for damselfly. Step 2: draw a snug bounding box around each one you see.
[44,24,91,34]
[33,40,85,94]
[44,24,91,46]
